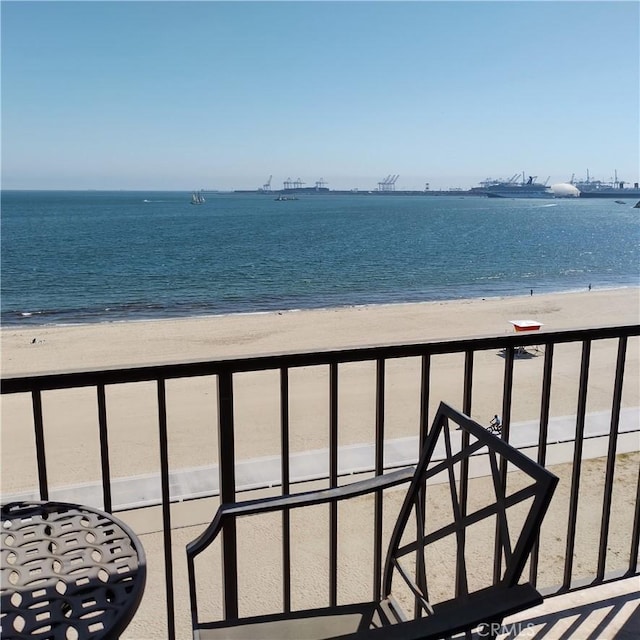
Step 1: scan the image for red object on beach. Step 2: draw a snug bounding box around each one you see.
[510,320,543,332]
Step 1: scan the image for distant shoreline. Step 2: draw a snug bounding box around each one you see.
[4,189,640,206]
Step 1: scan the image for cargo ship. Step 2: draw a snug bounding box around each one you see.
[572,170,640,198]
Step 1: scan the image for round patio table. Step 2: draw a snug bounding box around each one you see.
[1,500,146,639]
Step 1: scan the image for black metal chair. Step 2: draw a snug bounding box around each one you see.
[187,402,558,639]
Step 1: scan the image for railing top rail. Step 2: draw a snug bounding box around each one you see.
[2,324,638,394]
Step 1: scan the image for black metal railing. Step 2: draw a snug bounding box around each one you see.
[2,324,639,639]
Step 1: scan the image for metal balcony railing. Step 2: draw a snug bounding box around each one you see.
[2,324,639,639]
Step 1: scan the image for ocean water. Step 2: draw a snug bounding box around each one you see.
[1,191,638,326]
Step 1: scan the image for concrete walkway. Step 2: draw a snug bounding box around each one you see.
[498,576,639,639]
[5,407,638,510]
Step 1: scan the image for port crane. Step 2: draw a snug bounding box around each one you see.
[261,175,272,191]
[377,174,399,191]
[378,175,391,191]
[315,178,327,189]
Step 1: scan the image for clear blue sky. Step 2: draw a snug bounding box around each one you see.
[2,1,638,191]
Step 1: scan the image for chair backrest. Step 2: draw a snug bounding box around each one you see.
[382,402,558,615]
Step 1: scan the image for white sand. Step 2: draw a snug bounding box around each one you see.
[1,289,638,639]
[2,289,638,490]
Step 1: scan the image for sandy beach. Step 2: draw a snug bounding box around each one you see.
[1,288,639,638]
[2,288,639,490]
[0,285,637,510]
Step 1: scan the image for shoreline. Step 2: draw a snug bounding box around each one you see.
[2,283,637,331]
[2,288,638,377]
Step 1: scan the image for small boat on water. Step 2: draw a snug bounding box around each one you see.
[274,195,298,201]
[191,191,206,205]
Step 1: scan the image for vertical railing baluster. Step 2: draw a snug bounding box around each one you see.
[629,465,640,577]
[415,354,431,615]
[329,362,339,607]
[373,358,385,601]
[500,346,515,444]
[419,354,431,448]
[280,367,291,613]
[462,350,474,416]
[96,384,112,513]
[414,486,427,619]
[157,378,176,640]
[217,370,238,620]
[529,342,554,586]
[455,351,473,597]
[563,340,591,590]
[493,345,514,583]
[597,337,627,581]
[32,389,49,501]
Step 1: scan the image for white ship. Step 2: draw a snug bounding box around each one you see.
[470,173,552,198]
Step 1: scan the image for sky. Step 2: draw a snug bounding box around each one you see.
[1,0,639,191]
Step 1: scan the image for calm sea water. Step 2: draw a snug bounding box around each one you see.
[1,191,638,326]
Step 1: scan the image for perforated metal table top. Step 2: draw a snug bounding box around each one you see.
[1,501,146,639]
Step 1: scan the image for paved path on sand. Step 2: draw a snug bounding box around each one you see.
[5,408,638,510]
